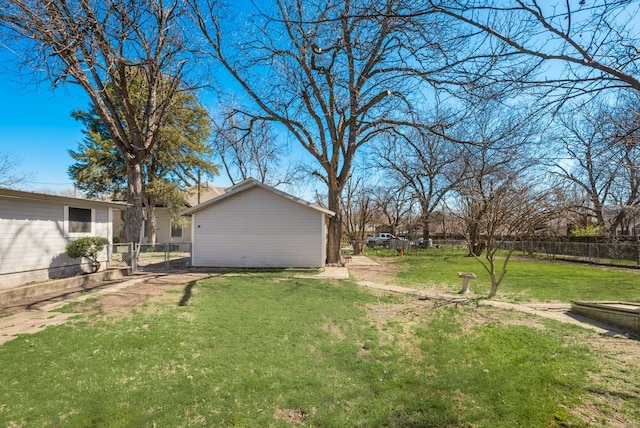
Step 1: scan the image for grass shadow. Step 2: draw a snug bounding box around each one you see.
[178,280,197,307]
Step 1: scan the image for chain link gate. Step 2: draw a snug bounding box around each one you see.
[110,243,137,272]
[110,243,191,273]
[135,243,191,271]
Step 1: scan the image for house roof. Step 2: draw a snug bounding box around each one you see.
[180,178,335,217]
[185,184,226,207]
[0,187,130,208]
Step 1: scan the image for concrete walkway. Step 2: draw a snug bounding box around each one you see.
[1,259,636,345]
[0,275,152,345]
[0,273,214,345]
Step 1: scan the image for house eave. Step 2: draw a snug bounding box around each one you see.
[0,187,130,208]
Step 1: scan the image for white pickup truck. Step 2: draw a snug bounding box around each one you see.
[366,233,397,247]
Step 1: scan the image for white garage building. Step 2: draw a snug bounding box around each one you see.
[181,179,334,268]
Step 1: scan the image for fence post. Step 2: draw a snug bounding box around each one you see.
[164,243,170,270]
[130,242,137,273]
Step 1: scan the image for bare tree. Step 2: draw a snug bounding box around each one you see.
[453,168,553,298]
[375,120,467,242]
[0,0,197,243]
[212,111,297,186]
[605,95,640,234]
[0,152,31,187]
[446,100,552,297]
[429,1,640,104]
[425,1,640,241]
[549,94,640,236]
[191,0,466,263]
[454,104,541,253]
[341,176,375,255]
[548,103,618,232]
[371,183,413,236]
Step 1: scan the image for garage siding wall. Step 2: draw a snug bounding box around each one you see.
[0,198,112,289]
[191,186,326,268]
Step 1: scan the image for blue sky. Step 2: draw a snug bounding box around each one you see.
[0,69,88,193]
[0,58,239,195]
[0,2,257,196]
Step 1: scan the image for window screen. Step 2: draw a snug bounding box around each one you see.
[68,207,92,233]
[171,224,183,238]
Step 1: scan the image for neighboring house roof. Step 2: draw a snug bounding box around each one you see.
[0,187,130,208]
[185,184,226,207]
[114,184,226,209]
[181,178,335,217]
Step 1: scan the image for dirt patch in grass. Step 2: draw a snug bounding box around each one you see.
[322,321,346,340]
[274,407,314,425]
[67,273,219,320]
[349,256,459,295]
[348,257,404,285]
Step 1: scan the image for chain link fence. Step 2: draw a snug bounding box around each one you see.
[507,240,640,266]
[421,239,640,267]
[110,243,192,272]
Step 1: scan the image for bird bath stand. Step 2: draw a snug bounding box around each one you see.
[457,272,476,294]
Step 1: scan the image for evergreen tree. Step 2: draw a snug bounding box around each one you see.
[69,79,217,244]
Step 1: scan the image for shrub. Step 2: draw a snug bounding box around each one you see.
[569,223,603,237]
[65,237,110,273]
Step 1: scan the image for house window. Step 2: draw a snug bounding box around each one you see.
[65,206,94,235]
[171,223,183,238]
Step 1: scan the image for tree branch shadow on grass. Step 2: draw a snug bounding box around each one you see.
[178,280,197,307]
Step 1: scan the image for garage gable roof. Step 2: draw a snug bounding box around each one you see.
[180,178,334,217]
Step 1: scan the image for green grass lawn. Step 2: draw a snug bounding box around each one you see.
[384,248,640,303]
[3,273,635,426]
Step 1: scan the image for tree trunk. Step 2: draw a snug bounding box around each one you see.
[467,222,484,256]
[608,209,628,236]
[326,186,343,264]
[145,205,157,245]
[124,161,145,244]
[471,240,486,257]
[421,211,431,242]
[118,209,127,243]
[487,282,498,298]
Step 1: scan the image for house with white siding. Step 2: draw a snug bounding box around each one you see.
[181,178,334,268]
[0,188,127,289]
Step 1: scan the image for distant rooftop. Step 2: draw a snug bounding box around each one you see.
[185,183,226,206]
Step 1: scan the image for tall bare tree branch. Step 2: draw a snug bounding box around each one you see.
[0,0,199,242]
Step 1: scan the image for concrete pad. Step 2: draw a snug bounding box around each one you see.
[296,267,350,280]
[0,312,80,345]
[345,255,379,266]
